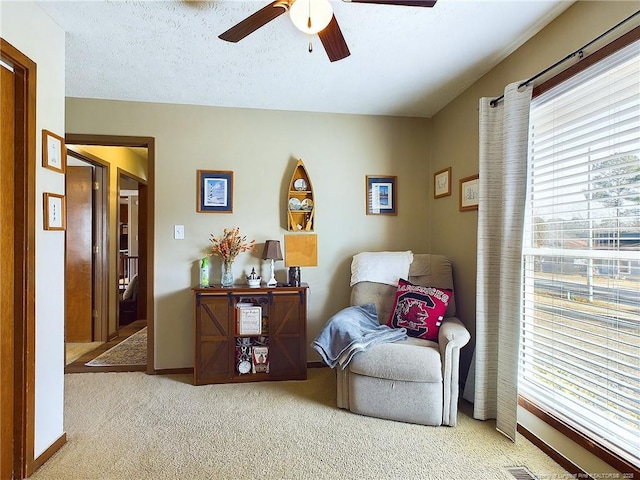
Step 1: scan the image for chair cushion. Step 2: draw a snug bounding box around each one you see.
[348,339,442,383]
[387,278,452,341]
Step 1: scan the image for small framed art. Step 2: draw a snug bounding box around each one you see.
[459,174,479,211]
[42,129,66,173]
[197,170,233,213]
[366,175,397,215]
[434,167,451,198]
[43,193,66,230]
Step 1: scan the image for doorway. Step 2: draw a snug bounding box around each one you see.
[63,135,155,375]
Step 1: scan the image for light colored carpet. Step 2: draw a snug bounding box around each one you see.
[31,368,568,480]
[85,327,146,367]
[65,341,103,365]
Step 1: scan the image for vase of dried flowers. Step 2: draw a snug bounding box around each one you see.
[209,227,256,287]
[221,260,234,287]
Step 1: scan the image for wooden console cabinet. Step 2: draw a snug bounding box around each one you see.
[193,284,308,385]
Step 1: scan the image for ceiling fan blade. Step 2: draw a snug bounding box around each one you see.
[344,0,437,6]
[219,1,288,43]
[318,15,350,63]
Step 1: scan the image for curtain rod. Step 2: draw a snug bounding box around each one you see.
[489,9,640,108]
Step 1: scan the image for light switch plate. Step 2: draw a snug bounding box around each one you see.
[174,225,184,240]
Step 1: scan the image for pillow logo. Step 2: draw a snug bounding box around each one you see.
[394,292,439,336]
[388,279,452,341]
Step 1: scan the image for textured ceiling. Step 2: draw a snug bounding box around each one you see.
[36,0,573,118]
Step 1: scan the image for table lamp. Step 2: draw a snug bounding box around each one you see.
[262,240,283,287]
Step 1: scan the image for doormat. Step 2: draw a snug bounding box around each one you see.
[85,327,147,367]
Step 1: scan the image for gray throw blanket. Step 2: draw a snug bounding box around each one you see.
[312,303,407,369]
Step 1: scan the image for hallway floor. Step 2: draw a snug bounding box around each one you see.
[65,319,147,374]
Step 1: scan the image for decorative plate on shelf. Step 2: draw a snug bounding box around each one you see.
[301,199,313,210]
[293,178,307,191]
[288,198,301,210]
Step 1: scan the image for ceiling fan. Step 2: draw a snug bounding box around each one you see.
[219,0,437,62]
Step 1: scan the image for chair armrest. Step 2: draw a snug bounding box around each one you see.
[438,316,470,426]
[438,316,471,350]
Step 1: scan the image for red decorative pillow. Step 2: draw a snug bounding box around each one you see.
[387,279,452,341]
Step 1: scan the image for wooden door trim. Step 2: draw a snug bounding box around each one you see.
[93,164,109,341]
[66,134,155,374]
[1,37,37,479]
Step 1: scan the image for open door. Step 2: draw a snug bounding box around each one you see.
[1,53,17,480]
[65,165,93,343]
[1,38,38,479]
[65,154,109,350]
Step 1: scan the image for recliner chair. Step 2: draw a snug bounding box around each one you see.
[119,274,138,326]
[336,254,471,426]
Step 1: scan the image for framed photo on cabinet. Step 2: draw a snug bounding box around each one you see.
[197,170,233,213]
[434,167,451,198]
[366,175,397,215]
[43,193,66,230]
[459,174,479,211]
[42,129,66,173]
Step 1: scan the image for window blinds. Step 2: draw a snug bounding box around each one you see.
[520,39,640,465]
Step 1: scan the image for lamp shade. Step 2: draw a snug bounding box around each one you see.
[289,0,333,35]
[262,240,283,261]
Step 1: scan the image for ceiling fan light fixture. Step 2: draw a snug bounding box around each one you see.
[290,0,333,35]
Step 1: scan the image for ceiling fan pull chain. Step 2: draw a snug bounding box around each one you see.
[306,3,312,52]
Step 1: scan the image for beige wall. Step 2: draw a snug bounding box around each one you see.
[429,1,638,475]
[65,99,431,369]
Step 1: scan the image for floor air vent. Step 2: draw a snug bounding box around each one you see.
[506,466,538,480]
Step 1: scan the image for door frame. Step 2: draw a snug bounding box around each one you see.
[65,134,155,374]
[93,163,109,341]
[0,38,37,479]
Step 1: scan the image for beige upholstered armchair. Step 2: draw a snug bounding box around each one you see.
[336,253,471,426]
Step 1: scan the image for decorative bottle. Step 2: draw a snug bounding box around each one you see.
[200,257,209,287]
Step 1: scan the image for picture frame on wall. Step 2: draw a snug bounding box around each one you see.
[43,192,66,230]
[366,175,397,215]
[197,170,233,213]
[434,167,451,198]
[459,174,479,211]
[42,129,66,174]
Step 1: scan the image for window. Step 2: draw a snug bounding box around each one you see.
[520,39,640,467]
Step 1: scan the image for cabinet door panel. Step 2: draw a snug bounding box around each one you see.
[199,341,229,377]
[199,298,229,336]
[195,295,231,384]
[270,336,304,377]
[270,293,306,378]
[270,294,302,335]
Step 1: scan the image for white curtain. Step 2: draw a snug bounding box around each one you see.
[468,81,532,441]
